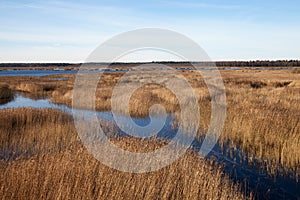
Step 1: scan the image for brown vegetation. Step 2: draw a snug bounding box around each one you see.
[57,69,300,178]
[0,108,250,200]
[0,108,78,160]
[1,70,299,174]
[0,67,299,186]
[0,84,14,105]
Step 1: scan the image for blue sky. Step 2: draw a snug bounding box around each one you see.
[0,0,299,62]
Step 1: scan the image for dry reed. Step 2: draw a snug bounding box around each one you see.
[1,69,299,178]
[0,108,251,200]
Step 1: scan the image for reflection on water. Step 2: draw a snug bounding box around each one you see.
[0,69,125,77]
[0,96,14,106]
[48,77,71,81]
[0,94,65,110]
[0,94,299,199]
[0,94,175,138]
[0,70,78,77]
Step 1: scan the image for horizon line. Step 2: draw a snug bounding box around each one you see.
[1,59,300,64]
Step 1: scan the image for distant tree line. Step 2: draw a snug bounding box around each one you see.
[0,60,300,68]
[214,60,300,67]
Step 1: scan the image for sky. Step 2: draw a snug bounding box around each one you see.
[0,0,299,62]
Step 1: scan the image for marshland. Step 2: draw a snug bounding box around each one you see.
[0,63,299,199]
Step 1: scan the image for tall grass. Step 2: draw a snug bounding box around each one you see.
[0,108,79,160]
[0,146,250,200]
[0,108,250,199]
[0,84,14,105]
[221,81,300,178]
[1,69,299,178]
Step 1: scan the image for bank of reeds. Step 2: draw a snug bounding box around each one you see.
[0,84,14,104]
[1,69,299,179]
[0,108,250,200]
[0,108,79,160]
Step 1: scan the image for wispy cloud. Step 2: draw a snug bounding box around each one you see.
[0,0,299,62]
[160,0,242,10]
[0,0,139,48]
[0,0,136,28]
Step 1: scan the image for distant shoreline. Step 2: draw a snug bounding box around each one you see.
[1,60,300,68]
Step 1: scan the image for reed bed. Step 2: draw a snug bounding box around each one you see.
[0,146,250,200]
[56,70,300,178]
[0,108,79,160]
[221,82,300,178]
[0,84,14,104]
[1,69,299,178]
[0,108,250,200]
